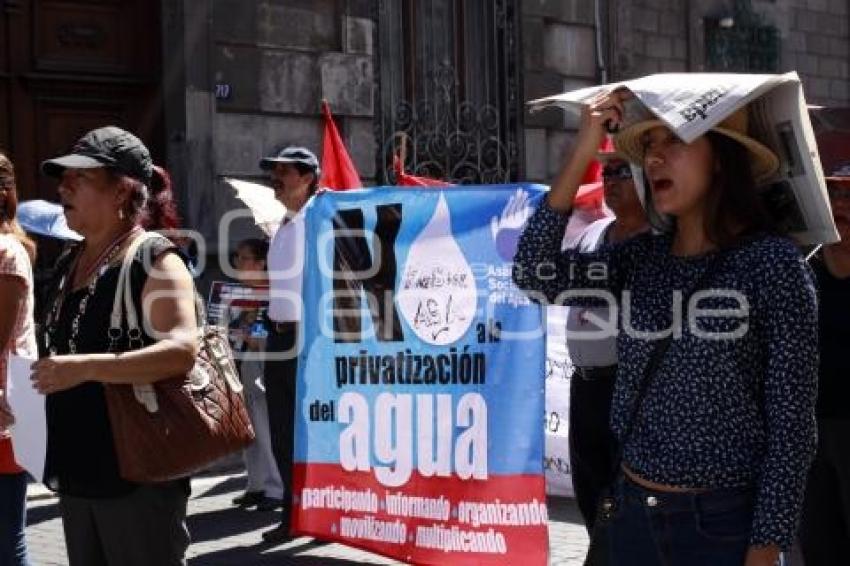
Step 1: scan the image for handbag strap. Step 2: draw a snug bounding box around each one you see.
[617,251,728,452]
[107,232,244,412]
[108,231,172,413]
[109,231,160,346]
[111,233,211,339]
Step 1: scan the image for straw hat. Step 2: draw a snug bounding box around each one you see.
[613,107,780,185]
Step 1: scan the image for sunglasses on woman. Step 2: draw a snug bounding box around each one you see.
[602,164,633,181]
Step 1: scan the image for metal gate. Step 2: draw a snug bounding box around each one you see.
[375,0,523,185]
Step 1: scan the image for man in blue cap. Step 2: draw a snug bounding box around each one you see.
[258,146,320,543]
[260,146,320,213]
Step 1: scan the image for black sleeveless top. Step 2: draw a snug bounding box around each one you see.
[42,236,178,497]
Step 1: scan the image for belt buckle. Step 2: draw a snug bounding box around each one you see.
[599,496,617,521]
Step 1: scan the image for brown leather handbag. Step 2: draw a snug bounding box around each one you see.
[104,233,255,483]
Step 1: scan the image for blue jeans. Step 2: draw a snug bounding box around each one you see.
[0,472,29,566]
[605,474,753,566]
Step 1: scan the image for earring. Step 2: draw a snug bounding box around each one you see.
[118,208,125,221]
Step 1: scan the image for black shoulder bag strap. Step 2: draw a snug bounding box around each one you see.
[615,251,727,473]
[585,252,728,566]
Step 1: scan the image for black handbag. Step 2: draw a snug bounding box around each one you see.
[583,253,726,566]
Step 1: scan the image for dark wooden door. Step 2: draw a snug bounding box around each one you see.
[0,0,163,202]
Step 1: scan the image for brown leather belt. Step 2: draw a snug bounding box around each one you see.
[622,465,709,494]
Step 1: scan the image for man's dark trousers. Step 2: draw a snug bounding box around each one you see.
[568,367,618,531]
[264,324,298,529]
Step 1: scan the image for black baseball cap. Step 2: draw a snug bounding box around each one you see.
[259,146,320,175]
[41,126,153,185]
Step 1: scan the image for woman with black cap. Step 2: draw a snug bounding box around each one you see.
[31,126,199,565]
[513,91,817,566]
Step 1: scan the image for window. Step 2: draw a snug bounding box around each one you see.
[704,0,779,73]
[376,0,522,184]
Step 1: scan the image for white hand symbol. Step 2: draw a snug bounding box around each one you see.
[491,188,531,239]
[490,188,532,260]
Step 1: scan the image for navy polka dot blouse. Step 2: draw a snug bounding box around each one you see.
[513,198,818,549]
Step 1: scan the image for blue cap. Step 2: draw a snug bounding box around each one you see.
[16,200,83,241]
[259,146,320,175]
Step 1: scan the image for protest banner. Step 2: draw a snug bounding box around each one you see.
[529,72,839,245]
[207,281,270,355]
[543,306,574,497]
[289,185,550,565]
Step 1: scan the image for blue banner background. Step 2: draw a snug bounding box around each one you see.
[294,185,548,477]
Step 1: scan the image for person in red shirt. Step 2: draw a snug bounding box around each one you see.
[0,152,37,566]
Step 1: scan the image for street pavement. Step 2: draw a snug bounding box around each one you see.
[25,473,589,565]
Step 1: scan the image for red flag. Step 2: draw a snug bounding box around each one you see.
[319,101,362,191]
[564,137,616,241]
[393,155,453,187]
[580,136,615,184]
[574,180,605,209]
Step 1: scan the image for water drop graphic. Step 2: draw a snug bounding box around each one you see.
[397,193,478,345]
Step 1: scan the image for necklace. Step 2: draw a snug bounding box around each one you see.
[73,227,136,289]
[45,226,142,355]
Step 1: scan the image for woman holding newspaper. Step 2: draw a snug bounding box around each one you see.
[0,152,37,565]
[513,90,817,566]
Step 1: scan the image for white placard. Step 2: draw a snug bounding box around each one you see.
[544,306,574,497]
[6,355,46,482]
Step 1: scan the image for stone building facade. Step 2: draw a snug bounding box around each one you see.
[156,0,849,251]
[161,0,377,250]
[523,0,850,187]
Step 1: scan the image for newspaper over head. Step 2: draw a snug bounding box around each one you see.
[529,72,839,246]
